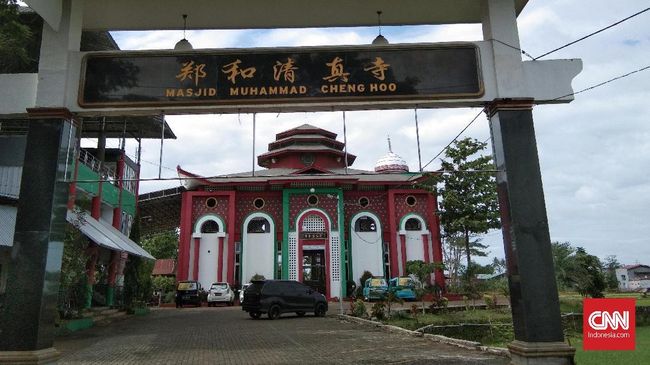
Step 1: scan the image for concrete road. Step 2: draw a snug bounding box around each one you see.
[55,306,509,364]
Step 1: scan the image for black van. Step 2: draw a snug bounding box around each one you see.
[241,280,328,319]
[175,280,202,307]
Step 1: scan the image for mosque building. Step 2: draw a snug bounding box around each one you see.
[176,124,443,299]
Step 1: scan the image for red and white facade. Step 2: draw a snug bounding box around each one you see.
[176,124,444,299]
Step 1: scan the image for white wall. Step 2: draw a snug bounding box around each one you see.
[242,233,274,284]
[405,233,424,262]
[198,233,219,289]
[350,214,383,285]
[351,231,383,284]
[0,74,37,115]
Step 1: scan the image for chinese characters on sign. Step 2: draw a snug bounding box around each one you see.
[80,45,482,107]
[300,232,328,240]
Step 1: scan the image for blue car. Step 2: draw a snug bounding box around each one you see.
[362,277,388,301]
[389,277,416,301]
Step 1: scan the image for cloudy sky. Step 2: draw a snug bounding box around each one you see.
[101,0,649,266]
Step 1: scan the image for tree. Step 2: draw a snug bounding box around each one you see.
[551,241,606,297]
[140,231,179,260]
[566,248,605,298]
[437,137,500,281]
[405,260,440,313]
[491,257,506,274]
[0,0,34,73]
[551,241,576,290]
[602,255,620,291]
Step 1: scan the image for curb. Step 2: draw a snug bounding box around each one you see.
[338,314,510,358]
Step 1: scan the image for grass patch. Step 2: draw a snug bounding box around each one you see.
[384,308,513,331]
[605,293,650,307]
[569,326,650,365]
[384,308,514,346]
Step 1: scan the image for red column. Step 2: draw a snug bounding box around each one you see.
[387,190,399,278]
[426,193,445,289]
[218,236,224,282]
[91,195,101,219]
[67,126,81,210]
[193,237,200,281]
[399,234,407,276]
[107,251,120,286]
[178,191,193,281]
[422,233,430,264]
[112,154,125,229]
[226,191,236,284]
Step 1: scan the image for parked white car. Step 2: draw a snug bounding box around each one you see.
[239,283,252,304]
[207,282,235,306]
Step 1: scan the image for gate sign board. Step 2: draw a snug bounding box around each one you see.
[79,44,483,108]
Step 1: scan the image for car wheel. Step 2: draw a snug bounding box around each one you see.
[314,303,326,317]
[249,311,261,319]
[268,305,281,320]
[296,311,305,317]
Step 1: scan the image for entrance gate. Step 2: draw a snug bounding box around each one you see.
[0,1,581,364]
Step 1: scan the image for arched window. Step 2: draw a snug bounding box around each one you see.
[354,216,377,232]
[302,214,325,232]
[247,217,270,233]
[200,220,220,233]
[404,218,422,231]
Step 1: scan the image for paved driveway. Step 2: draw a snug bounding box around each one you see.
[55,307,509,364]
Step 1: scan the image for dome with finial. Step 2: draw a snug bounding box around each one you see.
[374,136,409,173]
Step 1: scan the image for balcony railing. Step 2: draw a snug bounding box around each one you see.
[79,148,116,182]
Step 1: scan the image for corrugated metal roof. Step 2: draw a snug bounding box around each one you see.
[0,205,16,247]
[152,259,176,276]
[66,209,155,260]
[0,166,22,199]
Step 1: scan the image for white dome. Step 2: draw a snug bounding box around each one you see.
[374,151,409,173]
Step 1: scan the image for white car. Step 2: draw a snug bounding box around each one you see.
[239,283,252,304]
[207,282,235,306]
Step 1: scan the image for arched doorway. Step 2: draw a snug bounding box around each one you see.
[241,213,275,284]
[192,214,226,289]
[350,213,383,285]
[398,214,430,275]
[295,210,332,298]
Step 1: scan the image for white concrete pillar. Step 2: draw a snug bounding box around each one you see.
[481,0,527,97]
[35,0,83,107]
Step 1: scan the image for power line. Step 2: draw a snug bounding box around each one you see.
[418,64,649,175]
[488,38,535,60]
[550,65,650,101]
[420,108,486,171]
[533,7,650,60]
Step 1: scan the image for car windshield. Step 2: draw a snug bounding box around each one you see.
[211,283,228,290]
[369,278,386,287]
[398,277,412,286]
[177,282,197,290]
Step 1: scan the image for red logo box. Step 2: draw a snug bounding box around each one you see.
[583,298,635,351]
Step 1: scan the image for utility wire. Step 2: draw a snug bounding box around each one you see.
[416,64,649,177]
[551,65,650,101]
[420,108,485,171]
[488,38,535,60]
[533,7,650,60]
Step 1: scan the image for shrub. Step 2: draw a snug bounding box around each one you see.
[483,294,497,309]
[250,273,266,281]
[351,299,368,318]
[371,302,386,320]
[359,271,373,288]
[430,296,449,313]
